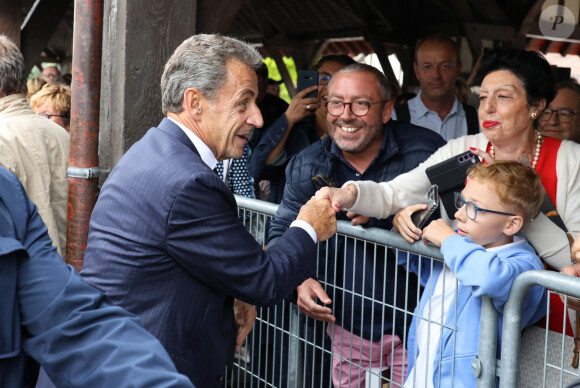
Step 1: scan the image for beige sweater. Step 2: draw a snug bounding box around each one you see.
[0,94,70,259]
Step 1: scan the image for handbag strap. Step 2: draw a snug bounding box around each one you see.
[540,190,568,233]
[539,189,575,247]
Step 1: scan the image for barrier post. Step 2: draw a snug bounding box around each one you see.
[476,296,499,388]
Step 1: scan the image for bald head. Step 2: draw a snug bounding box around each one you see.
[42,65,61,83]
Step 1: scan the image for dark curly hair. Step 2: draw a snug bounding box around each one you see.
[311,54,355,71]
[476,48,555,107]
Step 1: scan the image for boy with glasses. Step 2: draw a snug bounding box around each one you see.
[399,161,547,387]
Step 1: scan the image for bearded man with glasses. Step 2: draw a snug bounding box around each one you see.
[248,55,355,205]
[267,63,445,387]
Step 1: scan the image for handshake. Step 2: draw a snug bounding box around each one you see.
[296,185,359,242]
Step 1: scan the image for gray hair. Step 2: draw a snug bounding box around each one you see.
[0,35,27,96]
[330,63,391,101]
[161,34,262,115]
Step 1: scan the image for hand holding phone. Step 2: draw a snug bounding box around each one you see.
[411,184,439,229]
[425,151,480,219]
[286,70,320,126]
[297,70,318,100]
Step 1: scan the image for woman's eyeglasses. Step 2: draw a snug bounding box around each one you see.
[318,73,332,85]
[37,113,69,119]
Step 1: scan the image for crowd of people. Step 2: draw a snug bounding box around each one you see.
[1,29,580,388]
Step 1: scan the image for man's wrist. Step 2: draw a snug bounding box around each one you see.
[284,112,297,129]
[290,219,317,243]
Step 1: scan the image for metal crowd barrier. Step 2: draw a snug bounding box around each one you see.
[230,196,580,388]
[496,271,580,387]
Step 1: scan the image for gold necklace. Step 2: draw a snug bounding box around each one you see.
[489,130,544,169]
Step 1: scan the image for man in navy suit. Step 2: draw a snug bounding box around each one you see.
[80,34,337,387]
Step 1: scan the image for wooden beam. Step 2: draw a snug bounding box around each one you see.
[568,43,580,56]
[311,40,330,65]
[264,37,326,70]
[264,38,329,93]
[469,0,509,24]
[514,0,544,49]
[99,0,196,173]
[352,0,398,85]
[270,50,296,97]
[451,0,483,71]
[197,0,244,33]
[527,38,548,52]
[249,0,276,37]
[547,40,567,54]
[464,23,518,41]
[0,0,21,46]
[20,0,72,75]
[392,46,414,91]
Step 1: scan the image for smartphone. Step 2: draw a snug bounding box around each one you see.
[297,70,318,99]
[425,150,480,219]
[411,184,439,228]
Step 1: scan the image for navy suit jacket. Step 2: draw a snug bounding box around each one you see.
[82,118,316,387]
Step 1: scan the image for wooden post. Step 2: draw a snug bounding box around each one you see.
[100,0,246,172]
[0,0,20,46]
[99,0,196,171]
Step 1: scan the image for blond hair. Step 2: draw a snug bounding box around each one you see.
[30,83,71,125]
[467,161,544,224]
[26,76,46,100]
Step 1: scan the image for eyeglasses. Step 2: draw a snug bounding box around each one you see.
[539,108,580,123]
[454,192,515,220]
[37,113,69,119]
[319,73,332,85]
[325,100,385,117]
[418,62,456,73]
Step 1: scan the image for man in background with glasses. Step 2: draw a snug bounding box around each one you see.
[392,34,480,141]
[267,63,445,387]
[539,81,580,144]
